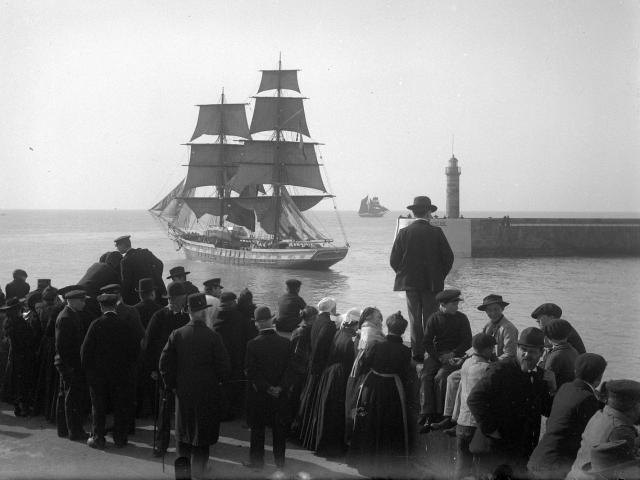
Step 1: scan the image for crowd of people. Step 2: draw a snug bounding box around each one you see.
[0,214,639,480]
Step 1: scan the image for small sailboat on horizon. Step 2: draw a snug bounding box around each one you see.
[358,195,389,217]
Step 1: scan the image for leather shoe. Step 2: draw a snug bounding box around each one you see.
[87,436,106,449]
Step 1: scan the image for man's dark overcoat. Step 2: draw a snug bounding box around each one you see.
[120,248,166,305]
[143,307,189,373]
[134,298,163,330]
[78,263,119,298]
[389,219,454,292]
[5,279,30,300]
[159,321,231,446]
[467,357,554,462]
[54,306,86,372]
[245,329,293,427]
[211,304,255,381]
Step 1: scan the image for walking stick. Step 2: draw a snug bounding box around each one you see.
[153,375,159,451]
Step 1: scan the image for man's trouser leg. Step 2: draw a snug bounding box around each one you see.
[89,380,107,440]
[62,369,86,436]
[250,423,266,467]
[113,378,133,445]
[454,425,476,480]
[55,376,68,437]
[272,421,286,467]
[434,363,459,415]
[405,291,425,360]
[156,387,172,452]
[191,444,210,478]
[421,357,441,415]
[443,370,462,417]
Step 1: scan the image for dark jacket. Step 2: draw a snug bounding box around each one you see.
[245,329,293,427]
[159,321,231,446]
[142,306,189,374]
[5,279,30,300]
[390,218,454,292]
[544,343,578,389]
[116,302,145,340]
[423,310,472,358]
[77,262,119,298]
[361,334,412,383]
[80,311,142,383]
[275,293,306,333]
[54,305,86,371]
[182,281,199,296]
[567,325,586,354]
[211,305,256,380]
[467,358,554,460]
[527,379,603,476]
[309,313,337,375]
[133,298,163,330]
[120,248,166,305]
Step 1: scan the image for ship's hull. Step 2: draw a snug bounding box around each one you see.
[358,211,387,217]
[180,238,348,270]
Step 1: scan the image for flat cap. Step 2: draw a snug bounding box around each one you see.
[114,235,131,244]
[65,290,87,300]
[531,303,562,319]
[220,291,237,305]
[58,285,85,296]
[517,327,545,348]
[203,278,222,288]
[436,289,463,304]
[166,281,186,297]
[99,284,121,294]
[97,293,118,304]
[285,278,302,288]
[254,305,275,322]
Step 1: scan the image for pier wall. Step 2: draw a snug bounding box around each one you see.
[469,218,640,257]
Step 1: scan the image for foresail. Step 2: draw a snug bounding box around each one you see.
[250,97,309,136]
[359,196,369,214]
[150,179,186,214]
[183,143,244,190]
[257,70,300,93]
[190,104,250,141]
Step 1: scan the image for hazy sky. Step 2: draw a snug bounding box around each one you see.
[1,0,639,212]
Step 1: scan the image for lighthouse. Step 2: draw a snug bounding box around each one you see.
[445,155,461,218]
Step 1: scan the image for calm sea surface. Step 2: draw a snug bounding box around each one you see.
[0,209,638,380]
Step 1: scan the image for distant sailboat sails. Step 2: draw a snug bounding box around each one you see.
[149,60,349,270]
[358,196,389,217]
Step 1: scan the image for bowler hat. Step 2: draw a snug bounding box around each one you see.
[406,196,437,213]
[581,440,640,475]
[100,284,121,294]
[65,290,88,300]
[517,327,545,348]
[0,297,22,311]
[254,305,275,322]
[531,303,562,319]
[166,281,186,298]
[219,291,237,306]
[58,285,85,297]
[136,278,155,293]
[477,294,509,311]
[97,293,118,305]
[436,289,463,304]
[37,279,51,290]
[605,379,640,411]
[187,293,211,313]
[114,235,131,244]
[167,266,190,280]
[203,278,222,288]
[12,269,28,279]
[285,279,302,288]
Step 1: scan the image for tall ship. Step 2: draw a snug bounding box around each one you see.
[358,195,389,217]
[150,60,349,269]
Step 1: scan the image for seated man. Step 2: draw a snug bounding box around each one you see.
[420,289,471,431]
[531,303,585,354]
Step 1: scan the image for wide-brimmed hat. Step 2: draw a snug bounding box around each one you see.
[517,327,545,348]
[581,440,640,476]
[167,266,190,279]
[406,196,437,213]
[0,297,22,311]
[136,278,155,293]
[477,294,509,311]
[254,305,276,322]
[187,293,211,313]
[531,303,562,319]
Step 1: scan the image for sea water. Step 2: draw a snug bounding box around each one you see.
[0,209,638,380]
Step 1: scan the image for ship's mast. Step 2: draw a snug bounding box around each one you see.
[218,88,226,227]
[273,54,283,246]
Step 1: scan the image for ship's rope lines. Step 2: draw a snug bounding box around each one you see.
[317,150,349,248]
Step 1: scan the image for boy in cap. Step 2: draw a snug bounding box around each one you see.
[166,266,199,296]
[142,281,189,456]
[420,289,472,429]
[275,279,306,337]
[244,306,293,470]
[542,319,579,389]
[529,353,607,479]
[159,293,231,479]
[6,269,30,300]
[531,303,586,354]
[454,333,496,479]
[81,293,142,448]
[568,379,640,480]
[203,278,223,298]
[467,327,556,478]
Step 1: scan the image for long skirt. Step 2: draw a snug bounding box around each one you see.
[32,338,58,420]
[347,370,409,478]
[344,349,367,444]
[314,363,349,457]
[294,373,321,447]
